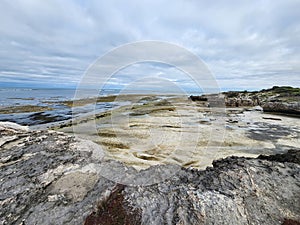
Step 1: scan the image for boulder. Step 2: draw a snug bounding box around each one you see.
[189,95,208,101]
[263,102,300,115]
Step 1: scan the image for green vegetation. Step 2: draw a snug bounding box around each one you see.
[0,105,52,114]
[129,99,175,116]
[223,86,300,102]
[97,130,117,138]
[8,97,35,100]
[270,86,300,96]
[225,91,239,98]
[61,95,117,107]
[259,86,300,102]
[96,140,129,149]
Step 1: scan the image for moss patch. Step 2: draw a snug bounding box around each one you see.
[84,184,141,225]
[127,99,175,116]
[0,105,53,114]
[61,96,117,107]
[97,140,130,149]
[97,130,117,138]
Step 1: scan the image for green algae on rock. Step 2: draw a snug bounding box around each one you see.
[0,105,53,114]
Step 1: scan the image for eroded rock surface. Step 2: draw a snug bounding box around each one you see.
[0,123,299,225]
[191,86,300,116]
[263,102,300,115]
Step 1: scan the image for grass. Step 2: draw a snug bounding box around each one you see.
[261,86,300,96]
[222,86,300,102]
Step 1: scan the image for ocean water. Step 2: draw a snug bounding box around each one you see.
[0,88,123,107]
[0,88,200,126]
[0,88,123,126]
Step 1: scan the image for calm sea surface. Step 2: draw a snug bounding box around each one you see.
[0,88,200,126]
[0,88,123,126]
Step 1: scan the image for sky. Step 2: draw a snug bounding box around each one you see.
[0,0,299,91]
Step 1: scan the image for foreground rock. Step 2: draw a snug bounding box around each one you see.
[0,123,299,225]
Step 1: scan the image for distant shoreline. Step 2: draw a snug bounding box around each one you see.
[0,86,299,127]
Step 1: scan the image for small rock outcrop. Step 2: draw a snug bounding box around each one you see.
[190,86,300,116]
[0,123,299,225]
[262,102,300,115]
[189,96,208,101]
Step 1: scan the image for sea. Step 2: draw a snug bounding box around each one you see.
[0,88,124,126]
[0,88,200,126]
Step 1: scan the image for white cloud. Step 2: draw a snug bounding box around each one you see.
[0,0,299,90]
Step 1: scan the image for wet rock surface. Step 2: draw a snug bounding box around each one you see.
[0,122,299,225]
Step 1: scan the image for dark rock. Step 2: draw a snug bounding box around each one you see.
[0,123,299,225]
[262,116,282,121]
[262,102,300,116]
[217,86,300,115]
[226,118,239,123]
[258,149,300,164]
[189,95,208,101]
[282,219,300,225]
[199,118,211,124]
[190,94,225,107]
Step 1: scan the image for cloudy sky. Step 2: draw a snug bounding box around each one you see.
[0,0,299,91]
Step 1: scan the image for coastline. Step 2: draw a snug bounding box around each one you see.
[0,87,299,224]
[1,88,299,170]
[62,95,299,170]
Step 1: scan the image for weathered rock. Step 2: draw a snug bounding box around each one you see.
[225,96,259,107]
[193,86,300,115]
[258,149,300,164]
[190,94,225,107]
[0,123,299,225]
[262,102,300,115]
[0,121,29,131]
[189,96,208,101]
[120,152,300,225]
[0,124,115,225]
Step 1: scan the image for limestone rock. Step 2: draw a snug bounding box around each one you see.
[0,123,299,225]
[262,102,300,115]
